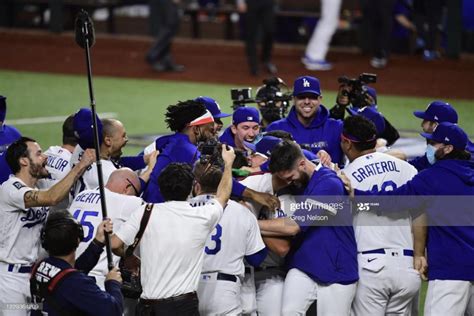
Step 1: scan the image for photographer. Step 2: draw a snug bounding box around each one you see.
[31,212,122,316]
[254,77,292,130]
[329,74,400,147]
[111,145,235,315]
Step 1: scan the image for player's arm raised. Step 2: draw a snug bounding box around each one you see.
[24,149,96,208]
[215,145,235,208]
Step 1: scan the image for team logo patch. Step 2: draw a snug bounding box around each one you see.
[303,78,310,87]
[13,181,26,190]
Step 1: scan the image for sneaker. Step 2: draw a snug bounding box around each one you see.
[423,50,439,61]
[301,56,333,71]
[370,57,387,69]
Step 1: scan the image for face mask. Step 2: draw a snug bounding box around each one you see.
[426,144,437,165]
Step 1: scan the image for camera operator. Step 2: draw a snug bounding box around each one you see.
[329,74,400,147]
[111,145,235,315]
[254,77,292,130]
[30,212,122,316]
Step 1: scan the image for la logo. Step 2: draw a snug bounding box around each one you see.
[303,78,310,87]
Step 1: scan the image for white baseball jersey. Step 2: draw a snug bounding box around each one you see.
[37,145,73,210]
[116,200,223,299]
[344,152,418,251]
[0,177,49,264]
[189,195,265,278]
[71,145,118,198]
[68,188,143,285]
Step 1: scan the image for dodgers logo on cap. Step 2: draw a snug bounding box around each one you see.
[413,101,458,123]
[293,76,321,96]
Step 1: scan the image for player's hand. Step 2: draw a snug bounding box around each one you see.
[251,192,280,211]
[414,255,428,280]
[364,93,376,106]
[95,218,113,244]
[338,172,354,198]
[144,150,159,169]
[221,144,236,167]
[79,149,96,167]
[106,267,122,283]
[317,150,333,167]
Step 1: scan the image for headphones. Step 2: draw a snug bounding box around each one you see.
[41,214,84,251]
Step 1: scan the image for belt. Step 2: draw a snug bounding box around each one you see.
[217,273,237,282]
[361,248,414,257]
[0,262,33,273]
[140,292,197,305]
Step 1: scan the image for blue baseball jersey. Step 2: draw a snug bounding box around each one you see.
[0,124,22,184]
[266,105,344,165]
[286,166,358,284]
[142,133,199,203]
[218,127,236,148]
[356,159,474,280]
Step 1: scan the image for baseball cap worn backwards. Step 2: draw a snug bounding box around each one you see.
[413,101,458,123]
[73,108,103,149]
[420,122,468,150]
[195,96,231,119]
[232,107,260,125]
[244,135,282,158]
[293,76,321,96]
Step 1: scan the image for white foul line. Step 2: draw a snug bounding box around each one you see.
[6,112,118,125]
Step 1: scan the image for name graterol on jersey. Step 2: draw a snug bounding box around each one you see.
[350,157,401,183]
[13,181,50,228]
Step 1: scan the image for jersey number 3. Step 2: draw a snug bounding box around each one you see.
[205,224,222,255]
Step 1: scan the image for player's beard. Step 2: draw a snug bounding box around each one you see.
[29,158,50,179]
[293,171,310,189]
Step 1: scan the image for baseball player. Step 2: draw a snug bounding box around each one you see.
[0,95,22,185]
[0,137,95,315]
[258,140,358,315]
[341,116,421,315]
[266,76,344,166]
[68,168,144,289]
[190,162,266,315]
[345,122,474,315]
[219,107,261,151]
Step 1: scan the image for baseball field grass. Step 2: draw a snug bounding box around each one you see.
[2,69,473,158]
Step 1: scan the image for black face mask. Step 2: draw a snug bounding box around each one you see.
[260,105,282,123]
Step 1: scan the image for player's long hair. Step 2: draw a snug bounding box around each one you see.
[165,100,207,132]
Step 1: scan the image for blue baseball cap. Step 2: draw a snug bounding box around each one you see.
[195,96,231,119]
[73,108,103,149]
[293,76,321,96]
[413,101,458,123]
[364,86,377,105]
[244,135,282,157]
[232,107,260,125]
[0,95,6,123]
[420,122,468,150]
[347,106,386,135]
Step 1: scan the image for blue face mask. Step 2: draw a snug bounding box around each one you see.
[426,144,437,165]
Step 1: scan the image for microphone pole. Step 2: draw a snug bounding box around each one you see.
[75,9,114,271]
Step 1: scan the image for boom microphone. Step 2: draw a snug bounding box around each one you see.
[75,9,96,49]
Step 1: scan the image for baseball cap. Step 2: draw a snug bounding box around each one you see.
[347,106,386,135]
[413,101,458,123]
[364,86,377,105]
[232,107,260,125]
[195,96,231,119]
[244,135,282,158]
[0,95,6,123]
[420,122,468,150]
[293,76,321,96]
[73,108,103,149]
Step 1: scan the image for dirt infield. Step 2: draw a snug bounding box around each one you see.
[1,29,474,99]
